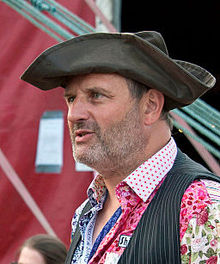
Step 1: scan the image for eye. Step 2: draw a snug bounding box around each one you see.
[66,96,75,104]
[90,91,104,100]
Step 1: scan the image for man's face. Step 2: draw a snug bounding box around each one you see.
[64,73,147,172]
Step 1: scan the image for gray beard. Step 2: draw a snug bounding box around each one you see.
[70,103,147,173]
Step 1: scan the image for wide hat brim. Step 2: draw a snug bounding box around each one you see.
[21,31,216,110]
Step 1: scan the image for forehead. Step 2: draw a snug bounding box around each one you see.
[65,73,129,94]
[18,247,45,264]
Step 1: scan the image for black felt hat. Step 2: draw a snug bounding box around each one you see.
[21,31,215,110]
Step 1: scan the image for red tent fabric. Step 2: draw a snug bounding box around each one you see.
[0,1,95,262]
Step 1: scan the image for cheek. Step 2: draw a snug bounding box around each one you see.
[96,111,121,131]
[67,120,74,135]
[97,104,128,123]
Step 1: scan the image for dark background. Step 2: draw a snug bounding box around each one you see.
[120,1,220,168]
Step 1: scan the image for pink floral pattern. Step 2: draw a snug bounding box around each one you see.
[181,200,219,264]
[180,181,212,239]
[206,256,218,264]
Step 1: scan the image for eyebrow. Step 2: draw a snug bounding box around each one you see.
[63,91,73,99]
[86,86,113,96]
[64,86,114,98]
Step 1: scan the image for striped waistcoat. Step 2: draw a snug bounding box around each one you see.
[65,149,220,264]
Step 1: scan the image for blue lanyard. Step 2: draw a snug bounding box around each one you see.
[88,206,122,262]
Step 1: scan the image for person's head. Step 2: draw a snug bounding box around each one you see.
[64,72,171,175]
[20,31,216,173]
[15,234,67,264]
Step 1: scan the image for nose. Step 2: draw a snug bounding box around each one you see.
[67,97,89,123]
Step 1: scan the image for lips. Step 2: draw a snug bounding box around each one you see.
[74,129,94,142]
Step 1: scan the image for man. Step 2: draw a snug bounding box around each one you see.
[21,31,220,264]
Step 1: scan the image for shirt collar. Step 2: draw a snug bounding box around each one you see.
[87,137,177,204]
[87,173,106,206]
[123,137,177,202]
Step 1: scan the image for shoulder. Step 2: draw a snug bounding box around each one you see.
[182,180,210,206]
[181,179,220,210]
[200,179,220,203]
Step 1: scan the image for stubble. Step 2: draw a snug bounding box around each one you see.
[70,102,147,174]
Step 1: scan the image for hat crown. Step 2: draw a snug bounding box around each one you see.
[135,31,169,55]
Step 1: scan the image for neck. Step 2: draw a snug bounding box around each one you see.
[96,152,148,187]
[96,122,171,202]
[97,130,171,190]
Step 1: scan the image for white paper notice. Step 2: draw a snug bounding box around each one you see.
[35,111,64,173]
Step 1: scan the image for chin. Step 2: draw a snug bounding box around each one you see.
[74,151,91,164]
[75,153,101,169]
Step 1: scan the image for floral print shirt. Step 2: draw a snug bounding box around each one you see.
[71,138,220,264]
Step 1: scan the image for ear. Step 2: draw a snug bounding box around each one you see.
[141,89,165,125]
